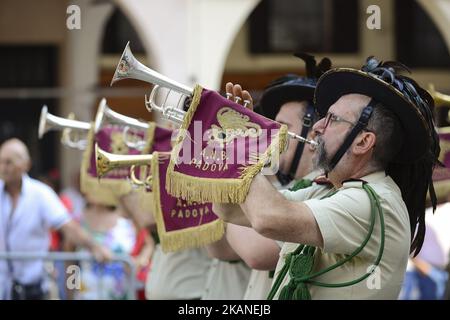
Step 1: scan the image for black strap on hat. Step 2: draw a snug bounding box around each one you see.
[276,102,315,185]
[326,100,375,175]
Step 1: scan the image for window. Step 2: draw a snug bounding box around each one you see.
[0,45,58,175]
[249,0,359,54]
[102,8,145,54]
[395,0,450,68]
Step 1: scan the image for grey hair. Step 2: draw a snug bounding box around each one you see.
[366,102,404,169]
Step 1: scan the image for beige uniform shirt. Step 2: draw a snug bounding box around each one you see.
[273,171,410,299]
[243,170,329,300]
[243,270,273,300]
[145,245,212,299]
[202,259,251,300]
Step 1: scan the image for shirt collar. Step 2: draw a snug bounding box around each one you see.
[340,171,386,189]
[358,171,386,183]
[303,169,323,181]
[1,174,30,196]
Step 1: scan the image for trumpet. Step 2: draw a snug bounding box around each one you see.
[428,84,450,123]
[95,98,150,150]
[94,98,149,132]
[429,84,450,107]
[95,144,153,187]
[39,105,90,150]
[111,42,318,148]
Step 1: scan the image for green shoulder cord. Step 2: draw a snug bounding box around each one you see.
[289,179,313,192]
[267,183,385,300]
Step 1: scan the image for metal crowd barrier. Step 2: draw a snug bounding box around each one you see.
[0,251,138,300]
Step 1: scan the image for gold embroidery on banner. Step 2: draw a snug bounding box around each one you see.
[110,131,129,154]
[206,107,262,148]
[170,205,211,219]
[189,158,229,172]
[171,198,211,219]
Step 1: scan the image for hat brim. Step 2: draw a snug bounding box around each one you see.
[314,68,430,163]
[260,85,315,120]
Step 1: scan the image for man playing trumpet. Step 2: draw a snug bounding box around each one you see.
[214,57,441,299]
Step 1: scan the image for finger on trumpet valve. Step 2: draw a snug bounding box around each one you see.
[226,92,233,100]
[234,96,242,104]
[243,100,251,108]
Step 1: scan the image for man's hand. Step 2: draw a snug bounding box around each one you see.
[225,82,254,110]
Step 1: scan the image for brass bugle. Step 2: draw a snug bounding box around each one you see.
[39,105,91,139]
[95,143,153,178]
[111,43,318,148]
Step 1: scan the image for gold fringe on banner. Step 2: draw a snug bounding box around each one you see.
[166,85,289,203]
[152,152,225,253]
[80,124,154,206]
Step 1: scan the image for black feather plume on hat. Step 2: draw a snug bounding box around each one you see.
[361,56,442,256]
[294,52,332,79]
[258,53,332,120]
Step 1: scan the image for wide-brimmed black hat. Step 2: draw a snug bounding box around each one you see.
[259,53,331,120]
[314,57,437,164]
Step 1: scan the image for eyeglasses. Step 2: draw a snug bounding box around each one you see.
[323,111,357,129]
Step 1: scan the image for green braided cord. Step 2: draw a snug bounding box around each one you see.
[268,183,385,299]
[307,184,385,287]
[278,246,316,300]
[267,180,321,300]
[267,245,305,300]
[289,179,313,192]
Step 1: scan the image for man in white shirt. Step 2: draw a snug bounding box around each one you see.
[0,138,111,300]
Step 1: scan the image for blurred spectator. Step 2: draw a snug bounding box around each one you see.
[130,228,153,300]
[71,195,137,300]
[0,138,111,300]
[399,204,450,300]
[61,171,85,222]
[38,168,76,300]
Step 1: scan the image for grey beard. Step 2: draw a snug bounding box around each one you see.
[313,138,333,172]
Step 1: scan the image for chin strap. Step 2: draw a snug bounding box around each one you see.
[326,100,376,175]
[277,103,315,185]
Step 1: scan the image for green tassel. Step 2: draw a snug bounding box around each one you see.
[293,283,311,300]
[279,282,296,300]
[278,246,316,300]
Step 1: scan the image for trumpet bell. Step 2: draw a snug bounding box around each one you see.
[95,144,153,178]
[110,41,193,96]
[38,105,49,139]
[94,98,149,133]
[429,84,450,107]
[38,105,91,139]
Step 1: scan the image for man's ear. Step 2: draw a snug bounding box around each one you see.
[24,159,32,173]
[353,131,376,155]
